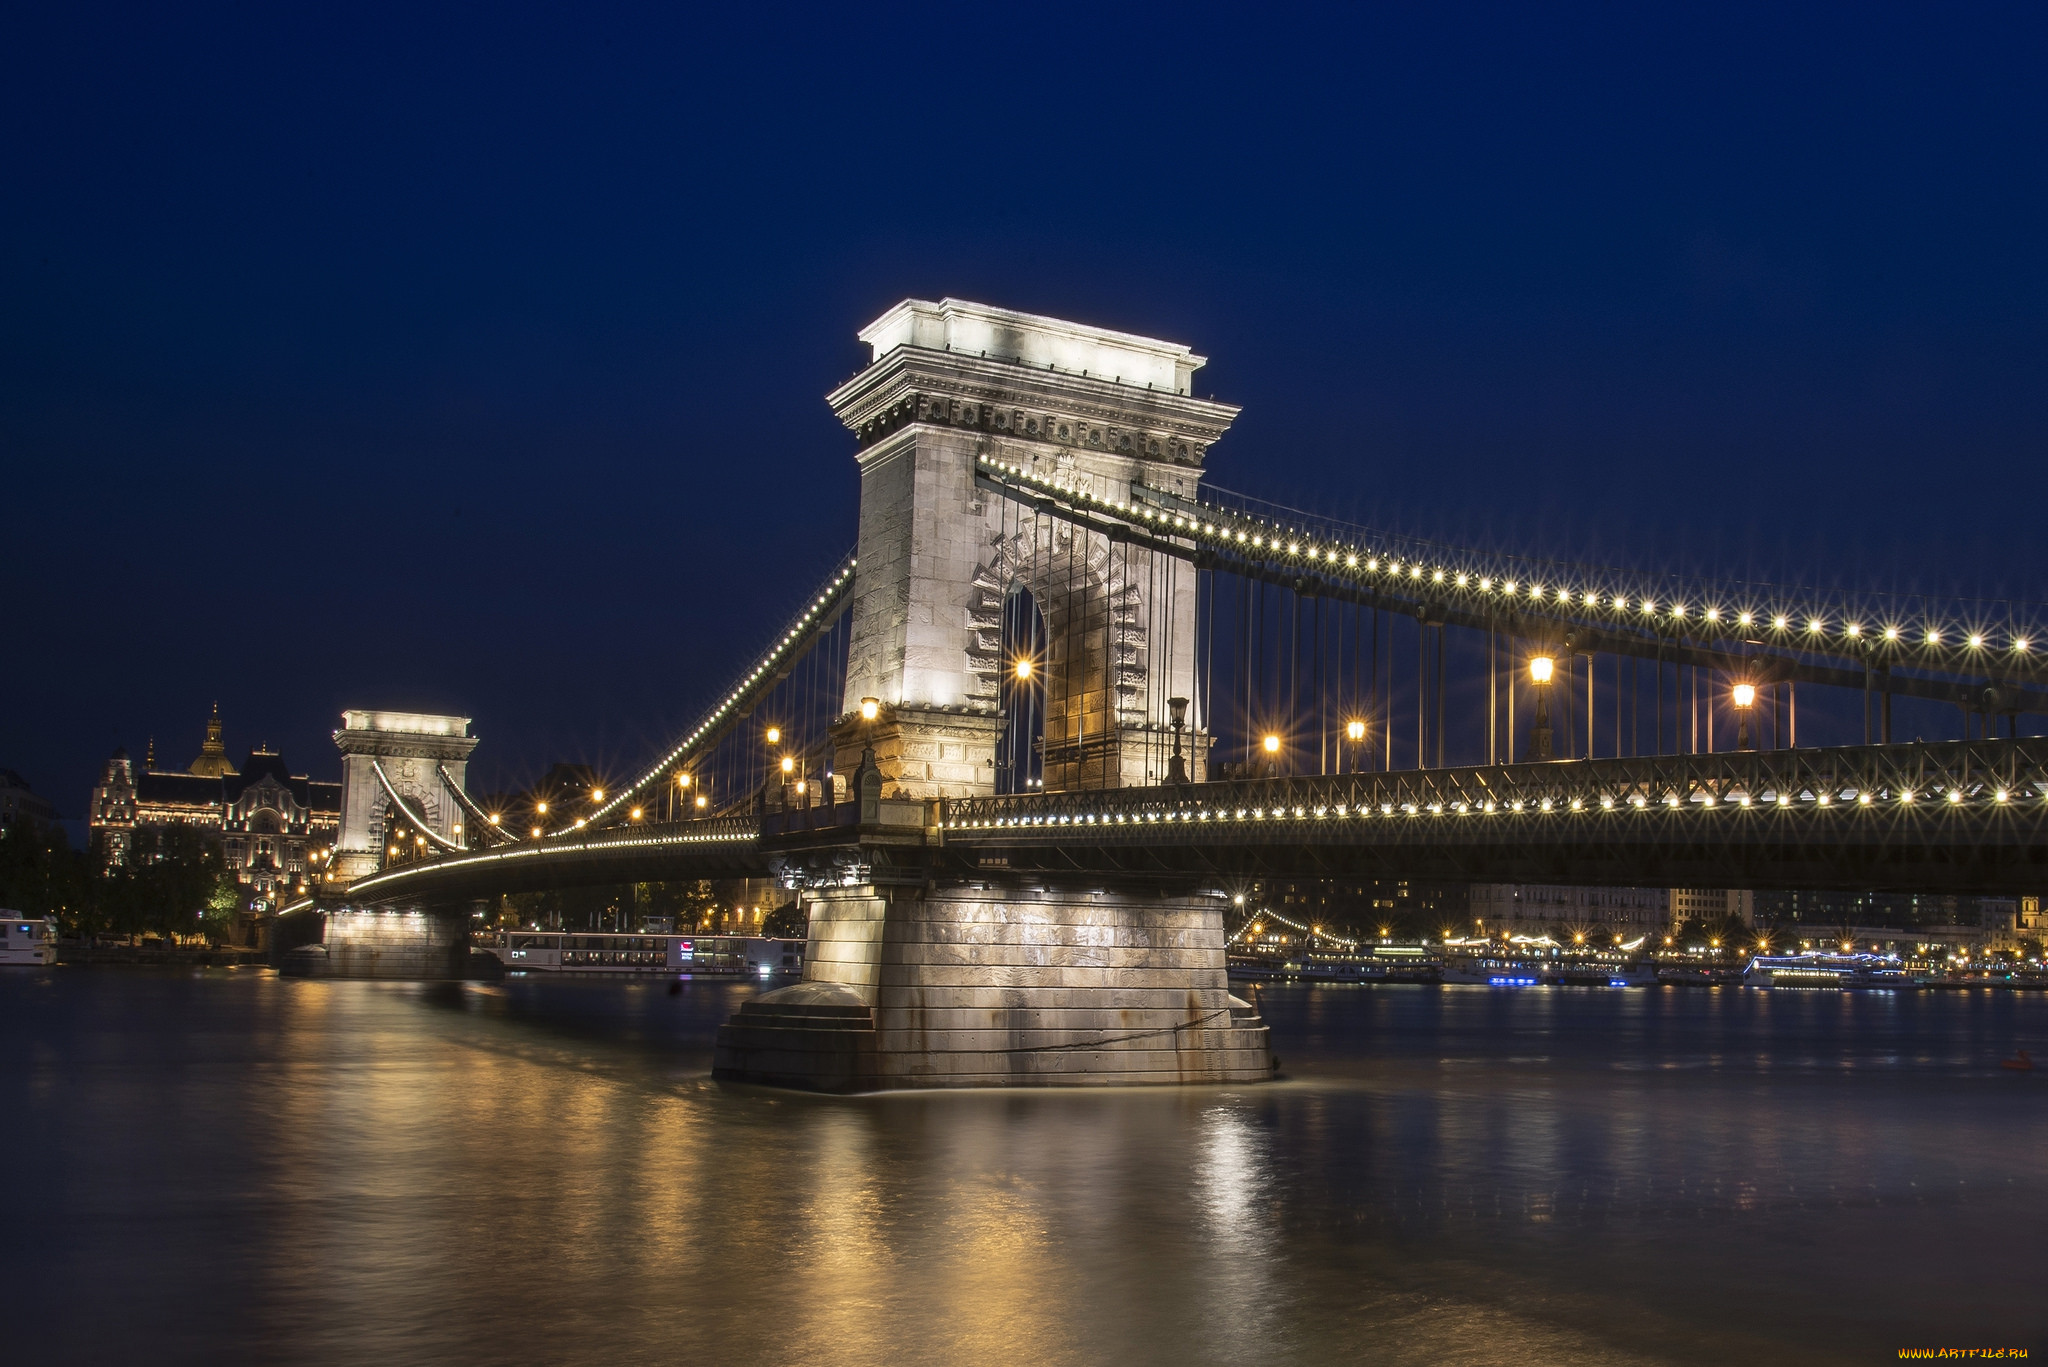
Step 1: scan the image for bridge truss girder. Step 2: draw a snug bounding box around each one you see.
[938,738,2048,896]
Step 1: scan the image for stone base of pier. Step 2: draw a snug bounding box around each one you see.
[277,907,469,979]
[712,882,1272,1092]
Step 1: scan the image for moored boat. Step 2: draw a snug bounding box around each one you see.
[0,913,58,966]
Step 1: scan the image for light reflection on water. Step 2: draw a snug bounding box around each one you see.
[4,971,2044,1365]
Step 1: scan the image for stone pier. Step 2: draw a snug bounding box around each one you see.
[717,298,1269,1091]
[713,880,1272,1091]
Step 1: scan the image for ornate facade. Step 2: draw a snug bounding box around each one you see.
[88,707,340,908]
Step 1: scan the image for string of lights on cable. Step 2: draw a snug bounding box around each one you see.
[559,553,857,837]
[975,457,2047,669]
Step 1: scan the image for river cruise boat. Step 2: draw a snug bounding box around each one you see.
[1742,952,1912,990]
[0,913,58,966]
[1439,956,1547,986]
[1227,952,1441,984]
[486,931,803,978]
[1551,958,1658,987]
[1439,953,1655,987]
[1655,964,1745,986]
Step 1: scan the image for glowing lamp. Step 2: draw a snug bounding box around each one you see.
[1015,658,1033,680]
[780,756,795,774]
[1346,720,1367,742]
[1262,734,1281,754]
[1732,683,1756,709]
[1529,655,1555,684]
[765,727,781,745]
[859,697,879,722]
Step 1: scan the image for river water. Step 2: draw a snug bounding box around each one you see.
[4,969,2043,1365]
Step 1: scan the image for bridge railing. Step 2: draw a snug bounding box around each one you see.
[941,738,2048,833]
[345,813,760,900]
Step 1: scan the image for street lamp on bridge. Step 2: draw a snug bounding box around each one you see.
[1732,681,1757,751]
[1346,718,1367,773]
[1166,696,1189,784]
[1530,655,1556,761]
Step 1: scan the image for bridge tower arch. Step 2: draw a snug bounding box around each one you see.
[827,299,1238,799]
[995,581,1046,795]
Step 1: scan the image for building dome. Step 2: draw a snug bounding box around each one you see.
[188,702,235,778]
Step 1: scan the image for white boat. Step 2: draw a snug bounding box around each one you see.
[0,913,58,966]
[485,931,803,977]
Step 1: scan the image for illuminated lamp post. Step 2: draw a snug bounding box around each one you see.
[1166,696,1189,784]
[1529,655,1556,761]
[1262,731,1281,779]
[760,726,782,813]
[1345,719,1366,774]
[1732,681,1757,751]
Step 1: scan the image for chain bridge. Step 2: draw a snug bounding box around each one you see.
[325,299,2048,1091]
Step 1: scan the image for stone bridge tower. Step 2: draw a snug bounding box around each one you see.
[330,710,479,885]
[827,299,1239,798]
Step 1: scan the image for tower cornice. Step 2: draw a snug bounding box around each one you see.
[828,346,1239,470]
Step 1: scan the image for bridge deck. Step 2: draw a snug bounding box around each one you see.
[339,739,2048,905]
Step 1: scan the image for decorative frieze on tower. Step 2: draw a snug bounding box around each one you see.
[827,299,1238,798]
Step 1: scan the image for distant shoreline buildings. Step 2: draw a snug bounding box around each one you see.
[37,705,2037,958]
[0,767,59,830]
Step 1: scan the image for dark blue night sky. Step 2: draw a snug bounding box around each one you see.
[4,2,2043,815]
